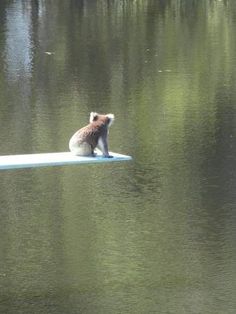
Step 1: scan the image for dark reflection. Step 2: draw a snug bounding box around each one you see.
[0,1,236,313]
[0,169,66,313]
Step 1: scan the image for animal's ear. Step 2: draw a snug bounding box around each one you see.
[106,113,115,127]
[90,112,98,123]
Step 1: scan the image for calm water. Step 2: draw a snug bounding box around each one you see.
[0,1,236,313]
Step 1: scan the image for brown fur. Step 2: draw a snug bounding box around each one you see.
[69,112,114,157]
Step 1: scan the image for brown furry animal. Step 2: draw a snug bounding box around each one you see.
[69,112,114,157]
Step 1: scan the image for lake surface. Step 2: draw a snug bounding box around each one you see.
[0,1,236,313]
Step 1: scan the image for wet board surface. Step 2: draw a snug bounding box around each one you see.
[0,152,132,170]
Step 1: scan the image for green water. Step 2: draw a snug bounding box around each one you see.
[0,1,236,313]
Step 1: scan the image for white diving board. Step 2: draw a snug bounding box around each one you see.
[0,152,132,170]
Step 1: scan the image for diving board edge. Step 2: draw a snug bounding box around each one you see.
[0,152,132,170]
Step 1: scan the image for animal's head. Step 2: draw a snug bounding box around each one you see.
[89,112,115,127]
